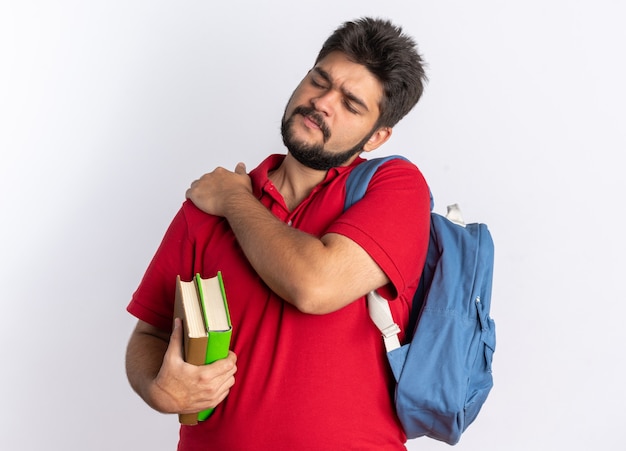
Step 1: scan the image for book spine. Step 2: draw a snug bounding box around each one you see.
[179,412,199,425]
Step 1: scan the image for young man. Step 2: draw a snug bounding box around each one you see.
[126,17,430,450]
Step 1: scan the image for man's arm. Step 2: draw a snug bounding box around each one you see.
[125,318,237,414]
[186,164,388,314]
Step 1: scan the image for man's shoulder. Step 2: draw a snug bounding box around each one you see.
[353,156,428,192]
[181,199,226,231]
[355,155,422,172]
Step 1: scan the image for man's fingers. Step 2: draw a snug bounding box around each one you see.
[220,351,238,375]
[200,352,237,387]
[201,352,237,382]
[235,162,247,174]
[185,179,198,199]
[167,317,185,360]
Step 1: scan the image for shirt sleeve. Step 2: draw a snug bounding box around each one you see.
[328,159,431,300]
[126,202,198,331]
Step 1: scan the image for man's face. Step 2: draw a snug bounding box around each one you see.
[281,51,387,170]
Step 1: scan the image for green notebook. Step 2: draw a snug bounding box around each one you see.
[195,272,232,421]
[174,271,232,424]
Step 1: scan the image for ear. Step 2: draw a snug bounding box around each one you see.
[362,127,392,153]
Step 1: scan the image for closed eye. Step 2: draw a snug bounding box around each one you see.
[343,99,359,114]
[310,75,328,90]
[311,66,368,114]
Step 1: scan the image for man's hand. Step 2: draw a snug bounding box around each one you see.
[126,319,237,415]
[186,163,252,217]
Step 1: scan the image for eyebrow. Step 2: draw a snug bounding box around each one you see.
[313,67,370,113]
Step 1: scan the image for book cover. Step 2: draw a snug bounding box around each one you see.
[174,272,232,425]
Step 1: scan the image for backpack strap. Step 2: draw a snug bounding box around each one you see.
[344,155,408,210]
[345,155,409,353]
[367,290,402,351]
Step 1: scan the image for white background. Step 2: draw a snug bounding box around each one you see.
[1,1,624,450]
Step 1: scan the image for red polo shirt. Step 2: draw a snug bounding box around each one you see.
[127,154,430,450]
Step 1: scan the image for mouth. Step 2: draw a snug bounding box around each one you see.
[302,113,321,130]
[293,107,330,141]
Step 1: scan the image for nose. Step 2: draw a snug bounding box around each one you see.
[311,89,339,116]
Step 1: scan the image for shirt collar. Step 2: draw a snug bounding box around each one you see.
[249,153,367,198]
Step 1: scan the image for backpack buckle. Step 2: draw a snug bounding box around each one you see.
[381,323,401,339]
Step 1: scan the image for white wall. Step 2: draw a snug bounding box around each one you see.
[1,1,624,450]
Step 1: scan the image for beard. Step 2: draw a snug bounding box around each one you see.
[281,105,372,171]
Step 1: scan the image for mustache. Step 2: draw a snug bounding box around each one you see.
[291,106,331,141]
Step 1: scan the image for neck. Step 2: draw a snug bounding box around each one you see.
[269,154,328,211]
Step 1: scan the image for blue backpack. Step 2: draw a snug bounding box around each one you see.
[345,156,496,445]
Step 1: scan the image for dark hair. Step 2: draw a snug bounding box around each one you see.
[315,17,427,128]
